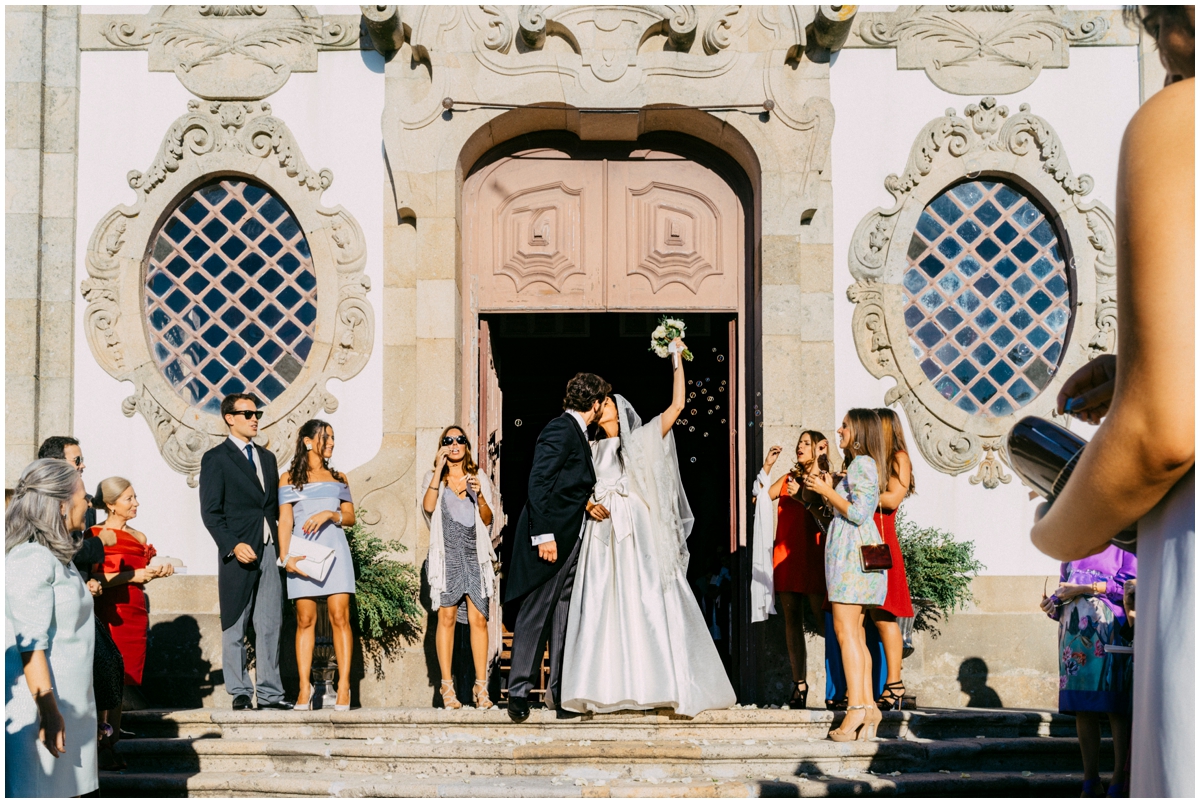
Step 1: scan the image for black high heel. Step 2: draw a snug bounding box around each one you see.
[876,681,906,711]
[788,680,808,709]
[825,697,848,711]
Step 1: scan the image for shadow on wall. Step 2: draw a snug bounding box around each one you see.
[141,616,216,708]
[958,656,1004,708]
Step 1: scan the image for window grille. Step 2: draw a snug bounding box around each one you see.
[902,179,1071,418]
[144,177,318,415]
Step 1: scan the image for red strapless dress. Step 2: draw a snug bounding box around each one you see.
[875,508,915,618]
[773,494,827,595]
[88,527,156,685]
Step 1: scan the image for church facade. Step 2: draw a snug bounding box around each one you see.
[6,5,1160,709]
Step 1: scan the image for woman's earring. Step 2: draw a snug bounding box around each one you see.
[853,442,861,450]
[305,442,312,451]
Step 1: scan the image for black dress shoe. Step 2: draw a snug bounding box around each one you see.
[257,700,294,711]
[555,707,580,720]
[507,696,530,723]
[232,694,253,710]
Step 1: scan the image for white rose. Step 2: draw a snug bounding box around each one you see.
[652,326,667,340]
[666,318,685,331]
[652,344,669,358]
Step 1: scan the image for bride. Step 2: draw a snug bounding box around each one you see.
[560,338,737,717]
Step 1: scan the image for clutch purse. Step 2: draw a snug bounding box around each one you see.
[860,510,892,572]
[292,538,335,583]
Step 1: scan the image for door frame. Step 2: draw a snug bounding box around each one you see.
[460,131,763,701]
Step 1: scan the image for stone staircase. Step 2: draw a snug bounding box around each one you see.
[103,706,1111,797]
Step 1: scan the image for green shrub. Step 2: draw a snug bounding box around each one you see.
[896,510,985,638]
[344,510,423,675]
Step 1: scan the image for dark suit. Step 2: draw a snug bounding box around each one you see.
[505,413,596,705]
[199,438,284,704]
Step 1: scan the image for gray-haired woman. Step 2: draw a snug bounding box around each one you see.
[5,459,97,797]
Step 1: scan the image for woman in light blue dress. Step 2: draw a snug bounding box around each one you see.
[278,420,356,711]
[5,459,98,797]
[804,409,889,743]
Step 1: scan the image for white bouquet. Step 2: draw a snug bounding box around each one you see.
[649,316,693,366]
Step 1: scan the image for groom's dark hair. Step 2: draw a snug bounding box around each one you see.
[563,373,611,413]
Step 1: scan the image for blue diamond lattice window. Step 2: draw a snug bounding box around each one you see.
[902,179,1072,418]
[144,178,318,415]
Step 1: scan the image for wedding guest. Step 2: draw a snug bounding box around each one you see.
[869,409,916,711]
[199,393,291,711]
[37,436,97,533]
[1031,7,1193,796]
[804,409,889,742]
[87,477,173,756]
[421,426,499,710]
[758,433,830,708]
[5,459,97,797]
[1040,546,1136,797]
[278,420,357,710]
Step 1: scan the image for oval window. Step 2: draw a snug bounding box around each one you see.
[902,179,1071,418]
[144,177,318,415]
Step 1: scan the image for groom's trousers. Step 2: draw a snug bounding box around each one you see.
[507,535,583,707]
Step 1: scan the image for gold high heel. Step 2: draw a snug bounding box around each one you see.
[440,679,462,710]
[473,679,494,710]
[828,705,868,742]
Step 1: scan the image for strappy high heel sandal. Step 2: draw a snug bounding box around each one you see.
[862,705,882,741]
[473,680,494,710]
[825,697,848,711]
[440,679,462,710]
[787,680,809,709]
[828,705,868,741]
[876,681,906,711]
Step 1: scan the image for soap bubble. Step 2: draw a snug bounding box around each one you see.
[720,419,726,424]
[690,457,697,463]
[717,355,725,362]
[708,410,713,415]
[703,432,709,437]
[689,426,695,432]
[707,396,714,402]
[755,410,761,416]
[719,387,725,392]
[514,419,523,427]
[712,348,717,352]
[690,409,697,415]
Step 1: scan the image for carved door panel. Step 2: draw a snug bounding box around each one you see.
[605,160,742,311]
[464,156,605,310]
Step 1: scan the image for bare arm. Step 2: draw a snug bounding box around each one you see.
[660,337,687,435]
[1032,81,1196,560]
[878,452,912,511]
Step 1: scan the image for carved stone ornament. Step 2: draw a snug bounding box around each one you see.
[852,6,1130,95]
[82,101,374,486]
[83,5,362,100]
[846,98,1116,485]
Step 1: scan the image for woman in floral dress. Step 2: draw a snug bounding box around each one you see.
[1040,545,1136,797]
[804,409,889,741]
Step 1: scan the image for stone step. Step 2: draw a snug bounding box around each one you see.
[121,706,1081,742]
[98,768,1094,798]
[113,735,1110,778]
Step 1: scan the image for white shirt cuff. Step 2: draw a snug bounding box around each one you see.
[530,533,556,546]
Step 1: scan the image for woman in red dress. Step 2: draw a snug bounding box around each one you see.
[87,477,173,750]
[760,431,830,708]
[870,409,916,710]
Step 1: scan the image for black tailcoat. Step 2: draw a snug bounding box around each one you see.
[198,439,281,631]
[504,413,596,602]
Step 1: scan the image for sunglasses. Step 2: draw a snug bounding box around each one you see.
[71,455,84,467]
[229,410,264,421]
[441,435,469,446]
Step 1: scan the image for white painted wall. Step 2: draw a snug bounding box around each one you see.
[73,47,386,575]
[830,46,1140,576]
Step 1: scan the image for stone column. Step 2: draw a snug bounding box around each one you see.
[5,5,80,486]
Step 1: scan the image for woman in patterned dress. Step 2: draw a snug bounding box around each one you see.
[870,409,916,711]
[278,420,357,710]
[804,409,889,742]
[420,426,499,710]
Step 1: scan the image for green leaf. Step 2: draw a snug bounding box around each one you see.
[895,509,985,639]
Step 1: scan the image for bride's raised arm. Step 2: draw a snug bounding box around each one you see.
[660,337,687,436]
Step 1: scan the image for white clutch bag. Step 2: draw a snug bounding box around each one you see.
[292,539,335,583]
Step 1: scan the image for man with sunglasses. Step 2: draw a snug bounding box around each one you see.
[38,436,111,585]
[198,393,291,711]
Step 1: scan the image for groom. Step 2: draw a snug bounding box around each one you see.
[505,372,611,722]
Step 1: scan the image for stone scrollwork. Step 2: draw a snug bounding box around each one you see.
[851,5,1133,95]
[82,101,374,486]
[847,98,1116,482]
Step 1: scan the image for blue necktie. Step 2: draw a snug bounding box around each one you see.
[245,444,254,464]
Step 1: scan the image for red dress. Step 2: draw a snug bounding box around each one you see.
[875,508,915,618]
[773,493,826,595]
[88,527,156,685]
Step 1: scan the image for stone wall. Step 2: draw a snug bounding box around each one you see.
[144,573,1057,711]
[5,5,80,485]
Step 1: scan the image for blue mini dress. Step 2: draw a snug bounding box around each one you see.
[279,481,356,599]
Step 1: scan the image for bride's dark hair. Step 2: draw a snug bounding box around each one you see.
[594,395,627,470]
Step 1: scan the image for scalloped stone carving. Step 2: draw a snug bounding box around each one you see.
[494,182,584,293]
[628,182,721,293]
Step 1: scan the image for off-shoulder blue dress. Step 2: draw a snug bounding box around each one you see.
[279,481,356,599]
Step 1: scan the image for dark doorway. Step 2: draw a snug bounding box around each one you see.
[488,311,737,673]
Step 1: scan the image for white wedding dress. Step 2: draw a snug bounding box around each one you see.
[560,396,737,717]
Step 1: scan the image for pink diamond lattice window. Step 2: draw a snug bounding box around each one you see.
[144,178,318,415]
